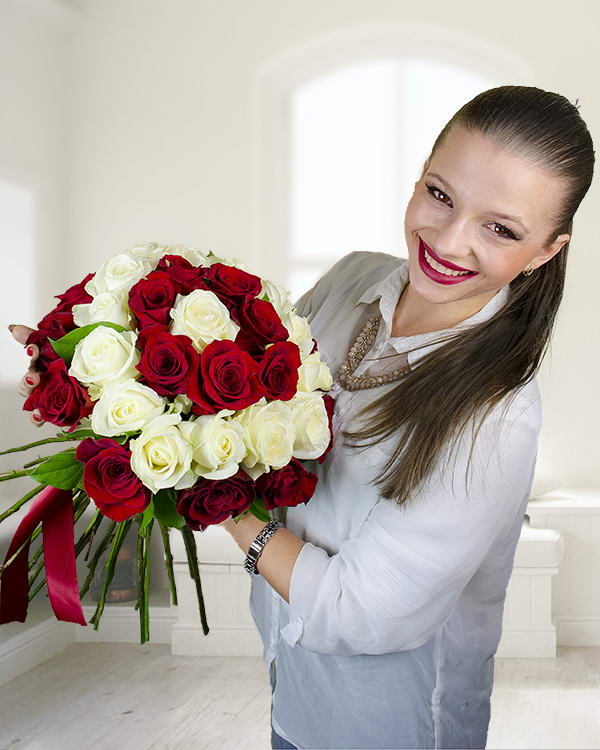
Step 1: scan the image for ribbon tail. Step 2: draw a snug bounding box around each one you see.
[0,485,87,626]
[43,489,87,626]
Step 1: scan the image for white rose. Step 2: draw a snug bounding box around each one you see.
[169,289,239,352]
[233,397,294,480]
[129,412,195,493]
[261,279,295,318]
[287,391,331,459]
[178,409,246,480]
[68,325,141,401]
[297,350,333,392]
[159,244,211,267]
[85,253,153,299]
[171,394,194,416]
[281,311,315,358]
[124,242,169,267]
[90,378,167,437]
[72,292,133,329]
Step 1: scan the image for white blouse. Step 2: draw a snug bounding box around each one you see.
[249,251,542,749]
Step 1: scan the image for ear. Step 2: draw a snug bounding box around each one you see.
[530,233,570,270]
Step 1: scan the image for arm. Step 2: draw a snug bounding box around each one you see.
[276,396,542,656]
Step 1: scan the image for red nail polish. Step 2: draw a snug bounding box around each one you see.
[26,376,34,385]
[26,346,33,356]
[33,412,41,421]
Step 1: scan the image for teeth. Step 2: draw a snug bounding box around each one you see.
[424,248,472,276]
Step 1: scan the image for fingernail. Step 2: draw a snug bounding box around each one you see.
[33,411,42,422]
[8,324,15,332]
[26,376,34,385]
[26,346,33,356]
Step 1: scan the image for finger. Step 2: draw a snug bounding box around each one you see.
[18,375,35,398]
[9,325,35,346]
[30,409,45,426]
[24,368,40,388]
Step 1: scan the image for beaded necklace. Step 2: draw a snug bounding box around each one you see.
[334,313,411,391]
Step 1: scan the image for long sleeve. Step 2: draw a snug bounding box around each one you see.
[280,395,542,656]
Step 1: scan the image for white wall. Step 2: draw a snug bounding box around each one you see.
[1,0,598,639]
[0,0,76,637]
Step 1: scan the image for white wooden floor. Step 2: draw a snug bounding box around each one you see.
[0,644,598,749]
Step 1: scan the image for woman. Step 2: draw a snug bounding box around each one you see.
[10,86,594,749]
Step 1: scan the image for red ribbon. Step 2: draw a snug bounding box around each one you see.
[0,486,87,626]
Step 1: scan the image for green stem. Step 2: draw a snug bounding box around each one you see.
[0,470,31,482]
[23,455,52,469]
[158,522,178,606]
[180,526,210,636]
[0,484,46,524]
[136,516,154,644]
[79,521,117,600]
[89,519,133,631]
[0,434,82,457]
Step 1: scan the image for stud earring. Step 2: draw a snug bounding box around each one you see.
[522,266,534,276]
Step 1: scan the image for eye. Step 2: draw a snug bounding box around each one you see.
[425,183,520,241]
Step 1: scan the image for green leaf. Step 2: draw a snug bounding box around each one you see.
[49,321,128,364]
[249,497,272,523]
[139,501,155,534]
[152,488,186,529]
[29,449,84,490]
[260,293,270,302]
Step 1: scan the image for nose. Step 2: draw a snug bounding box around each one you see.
[426,222,477,271]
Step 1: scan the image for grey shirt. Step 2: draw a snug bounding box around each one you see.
[250,251,542,749]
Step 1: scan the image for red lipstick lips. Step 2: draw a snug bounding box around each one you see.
[417,237,478,286]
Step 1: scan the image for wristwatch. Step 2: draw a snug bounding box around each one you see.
[244,519,285,575]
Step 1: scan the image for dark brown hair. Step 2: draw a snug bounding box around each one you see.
[341,85,595,511]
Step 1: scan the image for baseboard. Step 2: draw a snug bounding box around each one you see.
[0,616,75,688]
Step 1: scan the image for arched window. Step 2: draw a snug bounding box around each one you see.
[253,26,533,303]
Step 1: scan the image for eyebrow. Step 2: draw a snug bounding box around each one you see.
[426,171,530,234]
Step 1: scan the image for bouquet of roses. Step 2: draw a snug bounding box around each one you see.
[0,242,335,643]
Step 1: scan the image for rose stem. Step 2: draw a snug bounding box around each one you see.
[0,434,85,457]
[78,521,117,599]
[0,484,46,524]
[180,526,210,636]
[158,521,178,606]
[88,518,133,630]
[22,455,52,468]
[0,470,32,482]
[136,516,154,644]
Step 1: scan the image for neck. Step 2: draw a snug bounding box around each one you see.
[391,282,497,338]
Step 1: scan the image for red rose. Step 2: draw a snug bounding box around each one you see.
[128,270,177,329]
[23,358,94,432]
[234,297,289,354]
[25,309,79,371]
[257,341,302,400]
[176,468,256,531]
[255,458,318,511]
[75,438,151,521]
[156,254,211,296]
[203,263,263,314]
[53,272,94,312]
[135,325,200,397]
[316,394,335,464]
[188,339,266,416]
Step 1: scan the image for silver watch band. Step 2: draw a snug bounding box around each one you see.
[244,519,285,575]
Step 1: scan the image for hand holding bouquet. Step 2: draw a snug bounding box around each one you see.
[0,243,335,642]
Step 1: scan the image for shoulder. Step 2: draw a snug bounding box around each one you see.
[308,250,404,304]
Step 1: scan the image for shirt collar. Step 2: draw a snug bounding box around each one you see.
[355,257,510,369]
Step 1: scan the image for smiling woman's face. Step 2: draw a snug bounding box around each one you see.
[403,126,570,308]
